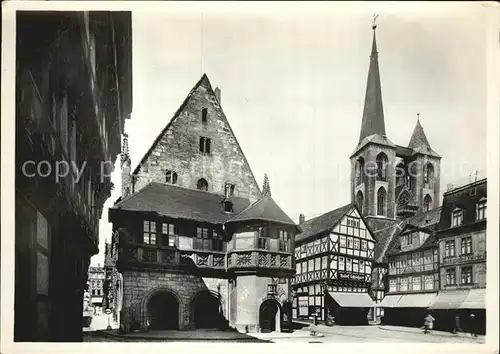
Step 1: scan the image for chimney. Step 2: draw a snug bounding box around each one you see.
[215,87,221,104]
[299,214,305,224]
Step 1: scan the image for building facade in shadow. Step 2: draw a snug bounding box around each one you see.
[15,11,132,342]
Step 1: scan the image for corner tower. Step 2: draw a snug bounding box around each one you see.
[404,115,441,212]
[351,21,397,221]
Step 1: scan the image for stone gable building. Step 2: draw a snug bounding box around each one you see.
[108,75,298,333]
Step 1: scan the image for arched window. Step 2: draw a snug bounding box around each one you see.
[396,163,405,187]
[377,187,386,216]
[166,170,178,184]
[423,163,434,188]
[423,194,432,212]
[376,153,388,181]
[197,178,208,191]
[356,191,364,213]
[355,157,365,186]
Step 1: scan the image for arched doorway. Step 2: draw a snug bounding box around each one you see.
[259,299,281,333]
[192,290,223,329]
[147,291,179,330]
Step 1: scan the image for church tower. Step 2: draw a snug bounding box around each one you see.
[350,21,397,220]
[402,114,441,213]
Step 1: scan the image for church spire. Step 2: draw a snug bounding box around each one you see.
[262,173,271,197]
[359,15,386,143]
[408,113,431,150]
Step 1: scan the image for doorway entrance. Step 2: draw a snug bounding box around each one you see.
[147,291,179,330]
[192,290,223,329]
[259,299,281,333]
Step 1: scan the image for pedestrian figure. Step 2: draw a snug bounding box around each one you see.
[453,313,462,334]
[423,313,435,334]
[469,313,478,337]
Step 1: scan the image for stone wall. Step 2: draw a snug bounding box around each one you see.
[130,76,261,202]
[231,275,288,333]
[121,270,228,331]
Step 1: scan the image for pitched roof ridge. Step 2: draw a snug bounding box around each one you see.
[132,74,212,175]
[301,202,354,226]
[113,182,156,209]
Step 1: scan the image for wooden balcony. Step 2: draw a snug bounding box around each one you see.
[442,252,486,266]
[227,250,293,271]
[118,244,227,271]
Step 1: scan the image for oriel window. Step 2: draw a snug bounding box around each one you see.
[143,221,156,244]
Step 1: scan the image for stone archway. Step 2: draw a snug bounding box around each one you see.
[190,290,224,329]
[141,287,184,330]
[259,299,282,333]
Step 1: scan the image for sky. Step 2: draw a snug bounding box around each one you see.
[91,4,489,266]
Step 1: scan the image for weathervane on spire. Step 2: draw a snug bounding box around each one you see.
[372,13,379,30]
[417,113,420,122]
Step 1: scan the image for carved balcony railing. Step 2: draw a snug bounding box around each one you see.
[442,252,486,266]
[118,244,227,270]
[227,250,293,271]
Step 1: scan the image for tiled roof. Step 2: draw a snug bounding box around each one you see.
[351,134,396,158]
[368,219,401,263]
[382,207,442,258]
[437,178,487,232]
[111,182,251,225]
[295,203,354,243]
[226,196,298,229]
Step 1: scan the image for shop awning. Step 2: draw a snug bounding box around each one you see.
[396,293,438,308]
[460,288,485,309]
[428,290,469,310]
[379,295,402,308]
[328,292,376,308]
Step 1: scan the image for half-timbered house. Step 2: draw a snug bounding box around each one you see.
[379,207,441,327]
[292,204,377,325]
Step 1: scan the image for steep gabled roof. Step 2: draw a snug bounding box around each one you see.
[295,203,354,243]
[359,28,386,144]
[225,196,299,231]
[130,75,261,195]
[132,74,210,175]
[408,118,441,158]
[374,207,442,261]
[110,182,251,225]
